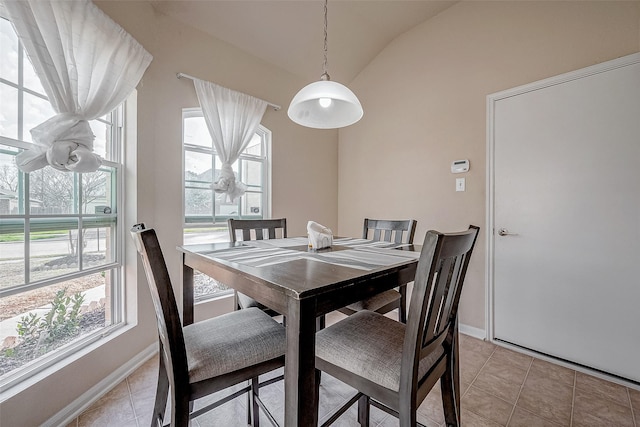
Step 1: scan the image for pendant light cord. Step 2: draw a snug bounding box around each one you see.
[321,0,330,81]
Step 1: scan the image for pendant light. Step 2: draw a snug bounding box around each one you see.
[288,0,363,129]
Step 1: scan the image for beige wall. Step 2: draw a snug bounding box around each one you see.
[337,1,640,330]
[0,2,338,425]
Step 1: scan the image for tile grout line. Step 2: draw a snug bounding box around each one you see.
[569,369,577,426]
[461,344,497,399]
[461,344,507,425]
[629,388,637,427]
[571,381,639,427]
[503,356,534,426]
[125,376,138,417]
[125,375,143,427]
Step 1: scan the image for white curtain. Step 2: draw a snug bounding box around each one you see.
[194,79,268,202]
[4,0,153,173]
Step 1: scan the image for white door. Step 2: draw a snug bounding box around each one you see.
[489,54,640,382]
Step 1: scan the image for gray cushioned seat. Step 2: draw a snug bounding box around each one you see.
[184,307,286,383]
[344,289,400,312]
[316,310,444,391]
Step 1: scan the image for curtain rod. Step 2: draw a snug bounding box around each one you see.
[176,73,281,111]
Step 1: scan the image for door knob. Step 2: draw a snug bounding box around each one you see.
[497,228,517,236]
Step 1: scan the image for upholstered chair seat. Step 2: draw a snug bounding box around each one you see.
[184,308,285,383]
[316,310,444,391]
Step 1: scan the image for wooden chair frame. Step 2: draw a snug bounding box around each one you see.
[227,218,287,317]
[339,218,417,322]
[317,225,480,427]
[228,218,287,242]
[131,224,284,427]
[362,218,417,245]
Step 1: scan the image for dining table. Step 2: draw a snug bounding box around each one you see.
[177,236,421,427]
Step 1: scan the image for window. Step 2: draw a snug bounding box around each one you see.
[182,108,271,299]
[0,16,123,387]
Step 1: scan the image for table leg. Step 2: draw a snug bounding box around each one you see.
[285,297,319,426]
[399,284,408,323]
[182,258,194,326]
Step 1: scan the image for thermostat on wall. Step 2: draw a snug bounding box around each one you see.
[451,159,469,174]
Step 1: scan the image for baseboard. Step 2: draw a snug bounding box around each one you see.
[459,323,486,340]
[42,343,158,427]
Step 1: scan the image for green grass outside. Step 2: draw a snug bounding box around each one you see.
[0,231,67,243]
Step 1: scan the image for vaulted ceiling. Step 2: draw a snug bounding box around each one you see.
[149,1,457,83]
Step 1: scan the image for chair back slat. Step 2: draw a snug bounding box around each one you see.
[425,256,464,341]
[228,218,287,243]
[130,224,189,390]
[401,225,480,395]
[363,218,417,244]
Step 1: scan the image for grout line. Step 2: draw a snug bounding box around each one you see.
[569,369,577,427]
[504,356,534,426]
[125,375,141,420]
[465,409,502,427]
[459,344,507,426]
[629,388,638,427]
[461,344,497,400]
[572,368,637,410]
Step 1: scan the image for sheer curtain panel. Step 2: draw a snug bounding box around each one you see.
[193,79,268,202]
[3,0,153,173]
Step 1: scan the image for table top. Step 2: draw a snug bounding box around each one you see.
[178,236,421,301]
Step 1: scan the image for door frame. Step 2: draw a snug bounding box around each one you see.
[485,52,640,345]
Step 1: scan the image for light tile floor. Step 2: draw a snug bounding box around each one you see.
[66,325,640,427]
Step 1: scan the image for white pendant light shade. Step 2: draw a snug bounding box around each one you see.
[288,0,363,129]
[288,79,363,129]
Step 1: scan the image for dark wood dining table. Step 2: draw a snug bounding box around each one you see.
[177,237,420,426]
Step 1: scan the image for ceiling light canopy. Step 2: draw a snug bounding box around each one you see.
[288,0,363,129]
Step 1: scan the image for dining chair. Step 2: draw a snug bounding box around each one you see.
[131,223,285,427]
[228,218,287,317]
[338,218,417,323]
[315,225,480,427]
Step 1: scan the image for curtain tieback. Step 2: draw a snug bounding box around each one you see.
[16,113,103,173]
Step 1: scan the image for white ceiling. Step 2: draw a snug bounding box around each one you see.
[149,1,457,83]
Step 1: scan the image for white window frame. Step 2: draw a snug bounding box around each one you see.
[181,107,272,228]
[0,15,125,390]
